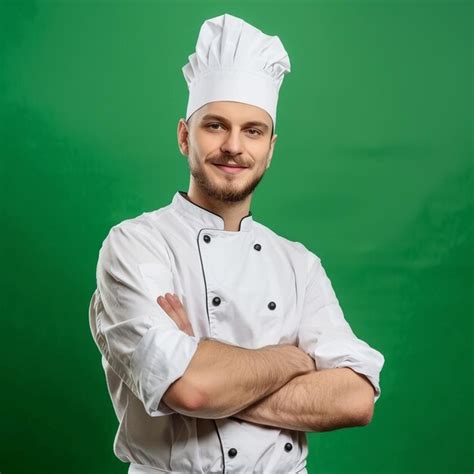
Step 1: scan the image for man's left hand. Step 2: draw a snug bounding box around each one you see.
[157,293,195,337]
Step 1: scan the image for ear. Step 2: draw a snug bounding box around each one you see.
[177,119,190,156]
[266,134,278,169]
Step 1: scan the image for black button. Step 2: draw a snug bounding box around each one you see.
[212,296,221,306]
[228,447,237,458]
[203,234,211,243]
[253,243,261,251]
[284,442,293,452]
[268,301,276,310]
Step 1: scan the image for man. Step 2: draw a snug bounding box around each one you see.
[88,13,385,474]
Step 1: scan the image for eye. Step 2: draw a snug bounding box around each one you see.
[205,123,262,136]
[206,122,224,131]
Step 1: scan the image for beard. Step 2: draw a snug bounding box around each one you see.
[187,157,267,203]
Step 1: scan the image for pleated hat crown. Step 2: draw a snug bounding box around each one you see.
[182,13,291,131]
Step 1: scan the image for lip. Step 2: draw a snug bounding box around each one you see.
[212,163,248,175]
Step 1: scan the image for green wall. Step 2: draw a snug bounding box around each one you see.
[1,1,472,473]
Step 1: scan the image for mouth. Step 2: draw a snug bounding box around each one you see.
[212,163,249,175]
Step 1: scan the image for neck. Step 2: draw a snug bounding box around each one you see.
[185,185,251,232]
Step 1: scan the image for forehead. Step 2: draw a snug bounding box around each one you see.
[196,101,272,126]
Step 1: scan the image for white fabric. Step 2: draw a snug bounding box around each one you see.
[127,462,308,474]
[89,190,385,473]
[182,13,291,130]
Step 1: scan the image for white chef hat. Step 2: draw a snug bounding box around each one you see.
[182,13,291,131]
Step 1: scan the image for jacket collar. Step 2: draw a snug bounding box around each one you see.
[171,190,254,232]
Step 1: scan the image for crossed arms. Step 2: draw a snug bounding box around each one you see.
[95,226,381,434]
[159,293,375,433]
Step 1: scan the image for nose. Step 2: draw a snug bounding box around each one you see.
[220,128,243,156]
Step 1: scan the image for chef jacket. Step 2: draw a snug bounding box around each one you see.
[88,190,385,474]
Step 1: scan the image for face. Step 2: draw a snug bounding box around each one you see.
[177,101,278,203]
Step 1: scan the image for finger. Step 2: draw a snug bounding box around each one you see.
[165,293,190,330]
[157,293,194,336]
[157,294,184,329]
[165,293,191,332]
[169,294,187,319]
[170,294,195,337]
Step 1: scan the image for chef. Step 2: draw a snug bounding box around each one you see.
[88,12,385,474]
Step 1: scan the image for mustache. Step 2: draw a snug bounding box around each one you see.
[211,157,249,167]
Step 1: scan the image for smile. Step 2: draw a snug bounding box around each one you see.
[213,164,248,175]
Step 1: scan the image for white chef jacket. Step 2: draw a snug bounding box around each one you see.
[88,190,385,474]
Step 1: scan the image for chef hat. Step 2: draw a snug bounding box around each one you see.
[182,13,291,131]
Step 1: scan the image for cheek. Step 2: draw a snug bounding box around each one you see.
[195,130,220,151]
[248,141,270,157]
[251,148,271,170]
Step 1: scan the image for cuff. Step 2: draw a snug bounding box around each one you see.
[130,326,200,417]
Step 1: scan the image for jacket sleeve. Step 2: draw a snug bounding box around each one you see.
[297,254,385,403]
[91,223,200,417]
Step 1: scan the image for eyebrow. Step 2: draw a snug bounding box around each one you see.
[200,114,270,132]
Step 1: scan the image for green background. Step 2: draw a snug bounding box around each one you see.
[1,1,472,473]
